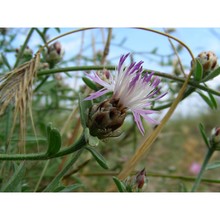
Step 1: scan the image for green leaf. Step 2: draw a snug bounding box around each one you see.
[207,91,217,109]
[206,161,220,170]
[202,66,220,82]
[59,184,83,192]
[55,28,61,33]
[112,177,126,192]
[46,124,62,156]
[1,53,11,70]
[82,76,98,91]
[193,59,203,81]
[47,122,52,140]
[78,93,92,129]
[43,149,84,192]
[85,128,99,147]
[199,123,211,148]
[197,91,214,109]
[1,162,26,192]
[86,146,109,169]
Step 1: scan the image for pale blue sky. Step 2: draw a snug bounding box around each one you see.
[6,28,220,118]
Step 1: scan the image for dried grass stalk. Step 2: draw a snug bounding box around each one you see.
[0,52,40,152]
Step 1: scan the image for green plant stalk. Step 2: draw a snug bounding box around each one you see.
[13,28,35,68]
[43,148,84,192]
[83,171,220,184]
[0,135,86,161]
[37,66,220,97]
[191,148,214,192]
[34,160,50,192]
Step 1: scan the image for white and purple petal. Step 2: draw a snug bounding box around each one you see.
[85,53,166,135]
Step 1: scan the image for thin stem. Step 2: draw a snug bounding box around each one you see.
[13,28,35,68]
[38,28,95,54]
[0,134,86,161]
[83,171,220,184]
[135,27,195,62]
[43,148,84,192]
[191,148,214,192]
[101,28,112,64]
[34,160,50,192]
[108,67,195,191]
[34,28,49,48]
[37,66,220,97]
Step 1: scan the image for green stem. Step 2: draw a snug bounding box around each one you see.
[34,28,48,47]
[154,87,195,111]
[13,28,35,68]
[43,148,84,192]
[191,148,214,192]
[34,160,50,192]
[37,66,220,97]
[0,135,87,161]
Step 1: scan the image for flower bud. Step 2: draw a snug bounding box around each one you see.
[135,168,147,189]
[87,98,126,139]
[46,41,63,68]
[15,46,33,62]
[196,51,218,73]
[211,127,220,145]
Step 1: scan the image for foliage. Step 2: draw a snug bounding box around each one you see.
[0,28,220,192]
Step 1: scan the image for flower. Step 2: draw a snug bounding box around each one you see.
[86,53,166,134]
[189,162,201,175]
[196,51,218,73]
[46,41,63,68]
[85,53,166,135]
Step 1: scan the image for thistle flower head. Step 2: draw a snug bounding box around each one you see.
[46,41,63,68]
[196,51,218,73]
[211,127,220,145]
[85,53,166,135]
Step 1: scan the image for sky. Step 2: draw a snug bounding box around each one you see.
[1,0,220,217]
[9,27,220,118]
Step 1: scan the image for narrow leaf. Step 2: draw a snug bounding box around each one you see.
[1,162,26,192]
[46,127,62,156]
[85,128,99,147]
[206,161,220,170]
[1,53,11,70]
[193,59,203,81]
[78,93,92,129]
[202,66,220,82]
[207,91,217,109]
[199,123,211,148]
[197,91,214,109]
[112,177,126,192]
[60,184,83,192]
[43,149,83,192]
[55,28,61,33]
[86,146,109,169]
[82,76,98,91]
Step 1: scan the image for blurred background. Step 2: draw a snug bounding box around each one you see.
[0,28,220,191]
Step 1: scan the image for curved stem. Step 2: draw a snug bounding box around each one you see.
[135,27,195,62]
[191,148,214,192]
[37,28,95,53]
[0,135,87,161]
